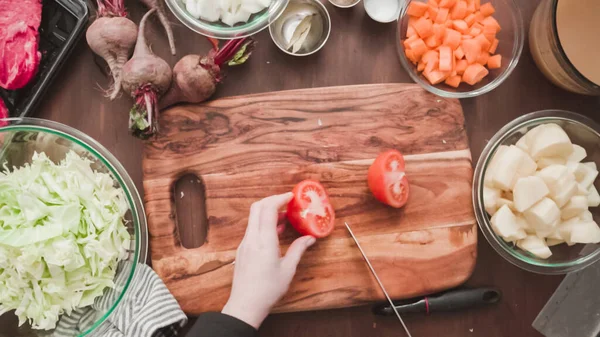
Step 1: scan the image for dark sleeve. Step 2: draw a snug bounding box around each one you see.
[186,312,258,337]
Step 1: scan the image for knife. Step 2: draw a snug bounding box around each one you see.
[345,222,412,337]
[372,287,502,316]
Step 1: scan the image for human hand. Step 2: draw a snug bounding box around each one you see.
[222,192,316,329]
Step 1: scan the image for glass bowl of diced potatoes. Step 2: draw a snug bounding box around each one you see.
[473,110,600,274]
[396,0,524,98]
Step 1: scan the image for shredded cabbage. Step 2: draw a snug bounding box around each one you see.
[0,151,131,330]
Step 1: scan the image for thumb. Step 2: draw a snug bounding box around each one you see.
[282,236,316,273]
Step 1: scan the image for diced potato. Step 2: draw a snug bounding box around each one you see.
[513,176,549,212]
[490,146,526,190]
[515,150,537,180]
[536,165,578,207]
[588,185,600,207]
[566,144,587,163]
[517,235,552,259]
[483,186,501,215]
[524,198,560,232]
[497,198,515,211]
[581,210,594,221]
[552,180,578,208]
[502,190,514,201]
[515,136,529,153]
[576,184,589,195]
[568,221,600,244]
[558,217,581,245]
[484,145,509,187]
[584,162,597,170]
[561,196,588,220]
[567,162,599,189]
[519,125,546,155]
[537,157,566,169]
[491,205,527,242]
[529,123,573,159]
[515,215,534,234]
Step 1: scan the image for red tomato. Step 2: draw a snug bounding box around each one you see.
[368,150,410,208]
[286,180,336,238]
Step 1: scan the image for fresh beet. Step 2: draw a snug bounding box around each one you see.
[121,8,172,139]
[159,37,256,109]
[140,0,176,55]
[86,0,137,100]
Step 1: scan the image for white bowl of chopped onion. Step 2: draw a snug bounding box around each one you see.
[166,0,290,39]
[0,118,147,336]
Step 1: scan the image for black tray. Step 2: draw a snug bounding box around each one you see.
[0,0,88,117]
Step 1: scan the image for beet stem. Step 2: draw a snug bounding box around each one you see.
[133,8,156,57]
[214,38,247,66]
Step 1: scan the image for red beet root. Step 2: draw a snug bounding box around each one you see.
[159,37,256,109]
[140,0,176,55]
[121,8,172,139]
[86,0,137,100]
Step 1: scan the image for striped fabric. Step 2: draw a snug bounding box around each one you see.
[54,264,187,337]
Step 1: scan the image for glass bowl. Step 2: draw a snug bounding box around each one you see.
[165,0,290,39]
[0,118,147,336]
[473,110,600,274]
[396,0,525,98]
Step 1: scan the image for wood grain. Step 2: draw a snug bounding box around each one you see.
[143,83,477,314]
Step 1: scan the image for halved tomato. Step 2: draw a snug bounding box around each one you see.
[368,150,410,208]
[286,180,336,238]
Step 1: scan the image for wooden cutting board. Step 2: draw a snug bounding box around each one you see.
[143,83,477,315]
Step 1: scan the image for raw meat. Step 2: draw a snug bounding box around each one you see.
[0,0,43,90]
[0,99,8,126]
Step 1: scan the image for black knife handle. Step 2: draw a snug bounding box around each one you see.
[372,287,502,316]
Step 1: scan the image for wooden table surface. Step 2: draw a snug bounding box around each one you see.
[30,0,600,336]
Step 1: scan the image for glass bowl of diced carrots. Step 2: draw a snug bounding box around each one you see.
[397,0,524,98]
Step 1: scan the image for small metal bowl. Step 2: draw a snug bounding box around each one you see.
[269,0,331,56]
[328,0,361,8]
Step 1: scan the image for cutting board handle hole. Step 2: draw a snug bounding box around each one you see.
[173,174,208,249]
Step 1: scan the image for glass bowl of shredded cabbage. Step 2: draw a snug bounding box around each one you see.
[0,118,147,336]
[166,0,289,39]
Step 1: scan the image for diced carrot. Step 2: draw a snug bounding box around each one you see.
[408,38,429,58]
[403,34,419,49]
[423,11,430,19]
[407,1,429,17]
[456,59,468,74]
[428,0,439,5]
[483,24,496,42]
[469,26,482,36]
[425,34,440,48]
[408,16,418,29]
[454,46,465,59]
[488,38,499,54]
[428,5,439,19]
[479,2,495,16]
[414,17,434,38]
[407,25,417,37]
[466,0,476,14]
[488,54,502,69]
[462,35,473,40]
[475,11,486,23]
[424,69,450,84]
[482,16,501,31]
[444,20,454,27]
[453,20,469,33]
[462,63,489,85]
[443,28,462,49]
[424,59,438,73]
[462,38,482,64]
[417,61,426,71]
[433,23,446,41]
[438,46,453,71]
[476,51,490,65]
[422,49,439,64]
[464,13,476,26]
[472,22,484,30]
[474,33,491,50]
[405,49,418,63]
[474,0,480,10]
[435,7,449,23]
[439,0,457,8]
[445,75,462,88]
[451,1,467,19]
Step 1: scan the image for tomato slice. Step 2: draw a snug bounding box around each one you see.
[368,150,410,208]
[286,180,336,238]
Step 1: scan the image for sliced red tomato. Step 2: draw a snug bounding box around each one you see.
[368,150,410,208]
[286,180,336,238]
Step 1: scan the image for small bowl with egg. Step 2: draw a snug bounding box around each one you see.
[166,0,289,39]
[396,0,524,98]
[473,110,600,274]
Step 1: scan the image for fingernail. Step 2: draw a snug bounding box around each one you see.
[306,236,316,247]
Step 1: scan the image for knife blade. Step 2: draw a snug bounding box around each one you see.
[345,222,412,337]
